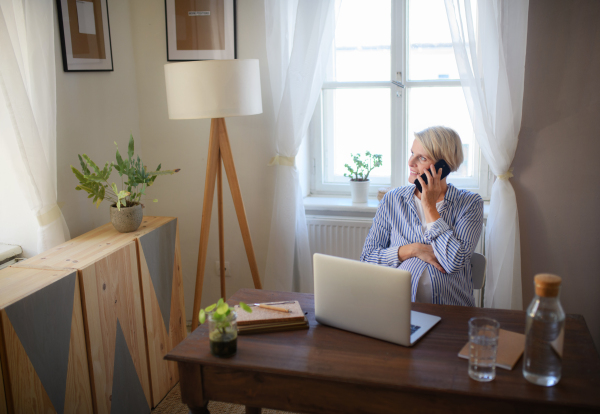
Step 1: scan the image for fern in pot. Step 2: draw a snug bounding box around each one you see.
[344,152,383,203]
[71,134,180,233]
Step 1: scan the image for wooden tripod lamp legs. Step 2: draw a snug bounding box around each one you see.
[191,118,262,330]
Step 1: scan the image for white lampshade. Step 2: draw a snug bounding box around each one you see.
[164,59,262,120]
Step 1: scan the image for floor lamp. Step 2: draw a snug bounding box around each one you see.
[165,59,263,330]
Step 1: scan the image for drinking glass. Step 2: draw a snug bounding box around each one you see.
[468,317,499,382]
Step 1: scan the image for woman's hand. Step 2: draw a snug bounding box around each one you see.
[398,243,446,273]
[416,164,443,223]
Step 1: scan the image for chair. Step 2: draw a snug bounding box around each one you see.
[471,252,487,307]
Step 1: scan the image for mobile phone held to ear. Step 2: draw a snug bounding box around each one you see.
[414,159,452,193]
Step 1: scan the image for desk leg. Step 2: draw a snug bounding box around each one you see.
[178,362,210,413]
[245,407,261,414]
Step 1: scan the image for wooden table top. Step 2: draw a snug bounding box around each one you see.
[167,288,600,411]
[13,216,176,271]
[0,267,76,309]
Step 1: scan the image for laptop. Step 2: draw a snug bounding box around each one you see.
[313,253,441,347]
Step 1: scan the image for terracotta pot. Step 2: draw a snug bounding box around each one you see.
[349,180,370,203]
[109,203,143,233]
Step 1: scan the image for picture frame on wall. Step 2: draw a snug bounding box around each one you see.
[56,0,114,71]
[165,0,236,61]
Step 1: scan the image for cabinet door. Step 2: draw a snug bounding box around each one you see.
[80,242,151,413]
[137,218,186,407]
[0,272,92,414]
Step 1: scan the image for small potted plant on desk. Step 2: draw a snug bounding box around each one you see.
[71,134,180,233]
[199,299,252,357]
[344,151,383,203]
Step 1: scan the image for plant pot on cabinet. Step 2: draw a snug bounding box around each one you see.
[350,180,370,203]
[110,203,143,233]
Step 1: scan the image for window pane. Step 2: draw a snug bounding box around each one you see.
[407,87,475,180]
[331,0,391,82]
[324,88,391,183]
[408,0,459,80]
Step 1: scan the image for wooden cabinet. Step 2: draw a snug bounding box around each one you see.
[7,217,186,412]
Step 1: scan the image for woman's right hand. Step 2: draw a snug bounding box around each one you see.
[398,243,446,273]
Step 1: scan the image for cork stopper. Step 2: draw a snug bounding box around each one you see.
[534,274,562,297]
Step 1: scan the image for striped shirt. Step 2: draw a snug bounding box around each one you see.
[360,183,484,307]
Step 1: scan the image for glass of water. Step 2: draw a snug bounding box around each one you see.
[468,317,500,382]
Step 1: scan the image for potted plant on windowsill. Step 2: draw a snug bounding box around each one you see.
[71,134,180,233]
[344,152,383,203]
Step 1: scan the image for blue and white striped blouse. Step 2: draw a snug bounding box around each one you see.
[360,183,484,307]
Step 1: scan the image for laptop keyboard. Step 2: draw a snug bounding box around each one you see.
[410,324,421,335]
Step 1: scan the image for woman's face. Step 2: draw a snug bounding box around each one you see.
[408,139,435,184]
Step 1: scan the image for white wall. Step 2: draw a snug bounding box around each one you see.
[129,0,276,321]
[56,0,142,238]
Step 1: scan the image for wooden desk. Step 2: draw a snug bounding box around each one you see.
[167,289,600,414]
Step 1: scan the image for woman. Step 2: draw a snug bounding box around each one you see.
[360,126,483,306]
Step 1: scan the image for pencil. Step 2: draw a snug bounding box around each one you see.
[258,304,291,313]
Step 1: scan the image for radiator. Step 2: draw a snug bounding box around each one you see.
[306,216,373,261]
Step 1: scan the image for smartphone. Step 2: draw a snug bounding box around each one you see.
[414,159,452,193]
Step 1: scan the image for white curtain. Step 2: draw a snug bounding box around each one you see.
[263,0,337,292]
[0,0,70,253]
[445,0,528,309]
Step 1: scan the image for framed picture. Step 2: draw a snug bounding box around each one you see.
[165,0,236,61]
[56,0,113,72]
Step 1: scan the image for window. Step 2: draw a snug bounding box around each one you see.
[310,0,490,198]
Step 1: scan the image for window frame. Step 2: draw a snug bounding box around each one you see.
[309,0,491,200]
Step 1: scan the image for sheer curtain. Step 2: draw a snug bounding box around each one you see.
[263,0,337,292]
[0,0,70,253]
[445,0,529,309]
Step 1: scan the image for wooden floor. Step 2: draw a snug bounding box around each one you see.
[151,384,298,414]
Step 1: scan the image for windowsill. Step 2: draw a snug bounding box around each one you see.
[304,195,490,219]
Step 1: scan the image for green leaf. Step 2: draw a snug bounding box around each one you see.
[217,298,224,308]
[153,199,158,203]
[78,154,91,175]
[146,169,180,176]
[128,133,134,160]
[82,154,101,175]
[71,166,85,182]
[205,304,216,312]
[115,145,124,176]
[217,303,229,315]
[239,302,252,313]
[199,309,206,325]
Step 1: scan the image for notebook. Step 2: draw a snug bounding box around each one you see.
[458,328,526,370]
[234,301,305,326]
[313,253,441,347]
[233,301,309,334]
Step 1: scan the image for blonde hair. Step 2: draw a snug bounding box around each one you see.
[414,126,464,172]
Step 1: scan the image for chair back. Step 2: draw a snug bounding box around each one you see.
[471,252,487,290]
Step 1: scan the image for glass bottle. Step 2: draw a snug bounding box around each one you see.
[523,274,565,386]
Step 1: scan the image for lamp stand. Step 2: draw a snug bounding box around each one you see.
[192,118,262,330]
